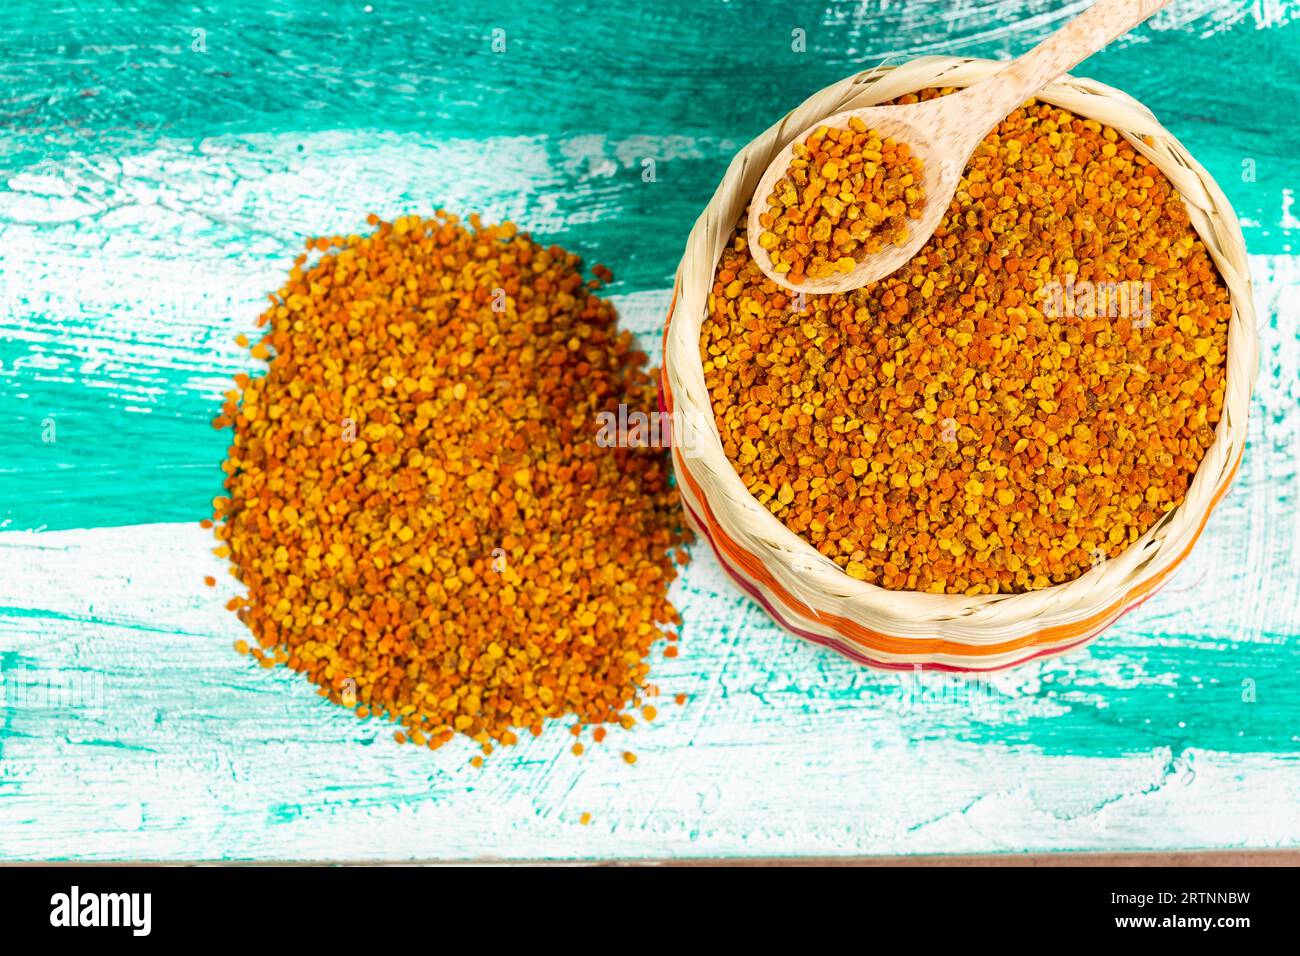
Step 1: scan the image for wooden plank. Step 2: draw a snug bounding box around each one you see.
[1,0,1297,861]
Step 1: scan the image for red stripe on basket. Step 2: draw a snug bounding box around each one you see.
[670,429,1242,657]
[681,495,1099,672]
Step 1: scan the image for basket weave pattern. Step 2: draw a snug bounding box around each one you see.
[662,57,1258,670]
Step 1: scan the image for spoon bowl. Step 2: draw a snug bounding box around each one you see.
[746,0,1170,293]
[746,101,966,295]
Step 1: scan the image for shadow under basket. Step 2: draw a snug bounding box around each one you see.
[661,56,1258,672]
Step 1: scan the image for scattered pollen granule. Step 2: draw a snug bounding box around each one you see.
[758,116,926,283]
[211,211,689,749]
[703,92,1231,595]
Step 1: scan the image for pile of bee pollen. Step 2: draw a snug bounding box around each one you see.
[211,212,689,755]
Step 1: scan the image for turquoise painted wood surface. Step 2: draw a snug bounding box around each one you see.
[1,0,1298,860]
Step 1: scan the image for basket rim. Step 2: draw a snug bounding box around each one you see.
[662,55,1259,647]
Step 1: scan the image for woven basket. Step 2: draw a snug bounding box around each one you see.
[661,56,1258,671]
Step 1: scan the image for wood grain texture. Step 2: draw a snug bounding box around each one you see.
[0,0,1298,861]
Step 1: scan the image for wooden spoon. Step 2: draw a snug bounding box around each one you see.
[747,0,1170,294]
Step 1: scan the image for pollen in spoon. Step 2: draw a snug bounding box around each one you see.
[758,116,926,284]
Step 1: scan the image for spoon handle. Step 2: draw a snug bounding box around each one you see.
[973,0,1170,122]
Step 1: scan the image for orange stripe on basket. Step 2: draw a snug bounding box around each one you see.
[661,280,1244,659]
[683,493,1101,671]
[671,439,1241,658]
[660,284,679,365]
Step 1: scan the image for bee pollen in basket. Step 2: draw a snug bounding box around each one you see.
[702,92,1230,597]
